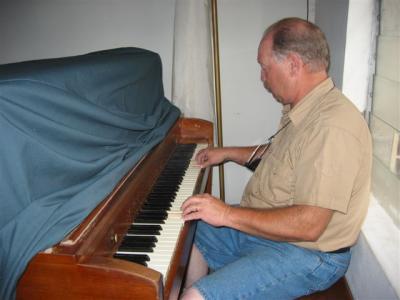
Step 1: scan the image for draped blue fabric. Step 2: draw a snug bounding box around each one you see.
[0,48,180,299]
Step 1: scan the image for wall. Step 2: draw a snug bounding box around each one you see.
[342,0,377,112]
[347,198,399,299]
[0,0,176,99]
[314,0,349,89]
[217,0,308,204]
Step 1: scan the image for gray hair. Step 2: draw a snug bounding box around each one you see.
[264,18,330,72]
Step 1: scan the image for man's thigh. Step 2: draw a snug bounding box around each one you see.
[194,221,244,270]
[193,222,351,299]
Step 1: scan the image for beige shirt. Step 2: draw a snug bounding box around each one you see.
[241,78,372,252]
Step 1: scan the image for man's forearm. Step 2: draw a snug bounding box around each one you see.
[224,205,333,242]
[223,146,259,165]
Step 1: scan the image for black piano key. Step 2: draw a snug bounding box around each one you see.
[136,210,168,220]
[150,186,179,192]
[141,207,170,213]
[142,209,170,214]
[147,191,175,197]
[150,190,179,196]
[142,203,171,209]
[153,183,180,188]
[156,173,184,178]
[137,209,168,214]
[128,224,161,235]
[121,235,158,244]
[150,193,178,199]
[134,218,164,224]
[148,190,178,195]
[145,199,174,206]
[135,216,166,223]
[119,241,156,249]
[113,253,149,266]
[114,253,150,262]
[156,171,184,175]
[120,240,156,249]
[146,198,175,204]
[151,184,180,189]
[118,245,154,252]
[147,193,177,200]
[139,209,168,215]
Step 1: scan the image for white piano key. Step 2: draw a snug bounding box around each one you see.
[118,144,208,282]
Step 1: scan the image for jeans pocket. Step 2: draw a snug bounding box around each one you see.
[308,253,349,291]
[328,251,352,268]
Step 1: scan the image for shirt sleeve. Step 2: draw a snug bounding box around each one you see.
[293,126,362,213]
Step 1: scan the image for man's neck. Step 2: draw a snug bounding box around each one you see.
[290,72,328,108]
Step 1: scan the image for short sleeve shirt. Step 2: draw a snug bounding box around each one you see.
[241,78,372,251]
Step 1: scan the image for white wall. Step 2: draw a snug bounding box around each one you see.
[342,0,377,112]
[314,0,349,89]
[347,198,399,299]
[217,0,307,204]
[0,0,176,99]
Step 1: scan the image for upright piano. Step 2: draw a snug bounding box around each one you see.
[16,118,213,300]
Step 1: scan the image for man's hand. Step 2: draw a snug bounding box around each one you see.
[181,193,231,227]
[195,148,227,168]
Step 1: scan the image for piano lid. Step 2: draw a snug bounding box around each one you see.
[0,48,180,299]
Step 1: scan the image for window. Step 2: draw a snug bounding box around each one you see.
[369,0,400,228]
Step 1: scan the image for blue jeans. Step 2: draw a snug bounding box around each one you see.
[193,221,351,300]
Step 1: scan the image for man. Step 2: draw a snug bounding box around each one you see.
[180,17,372,299]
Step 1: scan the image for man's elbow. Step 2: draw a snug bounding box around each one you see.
[294,206,332,242]
[300,226,325,242]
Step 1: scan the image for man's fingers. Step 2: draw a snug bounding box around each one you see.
[182,211,201,221]
[182,203,203,221]
[181,194,210,218]
[195,149,208,162]
[181,197,198,212]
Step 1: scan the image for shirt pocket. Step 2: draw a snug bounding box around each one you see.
[258,152,294,207]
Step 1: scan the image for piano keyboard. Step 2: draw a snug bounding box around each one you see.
[114,143,207,281]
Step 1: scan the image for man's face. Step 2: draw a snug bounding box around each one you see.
[257,36,292,105]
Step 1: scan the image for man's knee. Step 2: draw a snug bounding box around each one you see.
[180,287,204,300]
[184,244,209,288]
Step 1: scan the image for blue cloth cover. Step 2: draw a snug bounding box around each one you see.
[0,48,180,299]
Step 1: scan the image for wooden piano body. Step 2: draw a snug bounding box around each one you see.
[16,118,213,300]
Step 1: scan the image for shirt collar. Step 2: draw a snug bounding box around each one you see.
[288,78,335,126]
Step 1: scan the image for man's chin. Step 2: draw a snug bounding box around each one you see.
[264,87,284,104]
[272,94,285,104]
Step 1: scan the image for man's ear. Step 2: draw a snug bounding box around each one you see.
[287,52,302,76]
